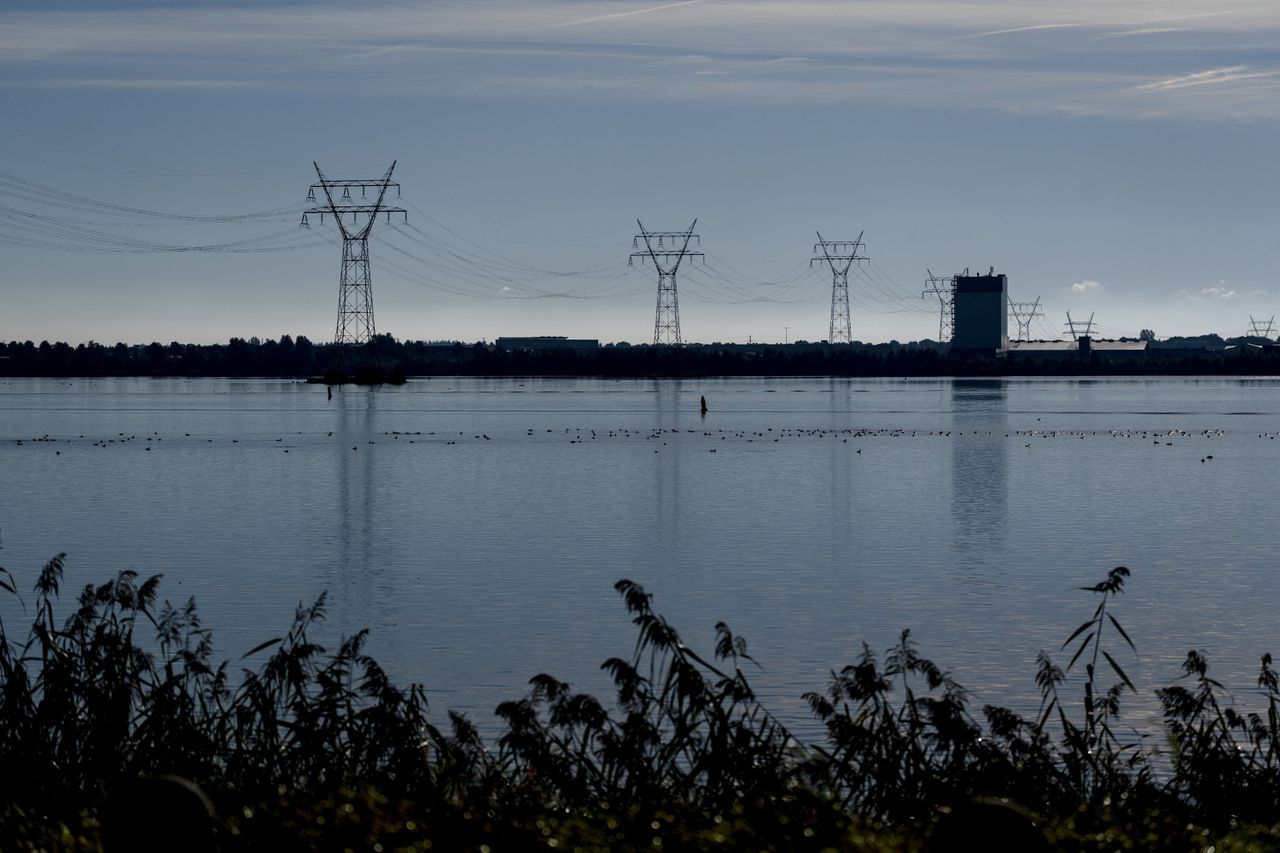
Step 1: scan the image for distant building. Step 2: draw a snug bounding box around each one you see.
[1006,339,1148,359]
[1146,339,1226,354]
[495,336,600,352]
[1223,343,1278,356]
[952,272,1008,352]
[1006,338,1280,362]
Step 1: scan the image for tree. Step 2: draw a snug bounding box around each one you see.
[1139,329,1156,341]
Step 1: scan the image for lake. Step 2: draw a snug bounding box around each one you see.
[1,375,1277,739]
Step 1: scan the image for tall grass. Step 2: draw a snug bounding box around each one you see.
[2,556,1279,849]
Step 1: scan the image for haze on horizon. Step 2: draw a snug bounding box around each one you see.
[1,0,1277,347]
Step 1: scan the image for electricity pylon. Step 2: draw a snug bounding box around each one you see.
[302,162,406,356]
[1008,296,1043,342]
[1249,315,1276,340]
[630,220,702,345]
[811,231,867,344]
[922,268,955,343]
[1065,310,1095,340]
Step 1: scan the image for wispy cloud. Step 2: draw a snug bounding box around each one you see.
[1099,26,1188,39]
[561,0,713,28]
[1181,282,1245,302]
[969,23,1094,39]
[691,55,811,76]
[1200,282,1237,299]
[1134,65,1280,91]
[1071,279,1102,293]
[2,1,1280,119]
[2,77,264,90]
[338,44,426,62]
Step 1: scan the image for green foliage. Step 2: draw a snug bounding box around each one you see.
[4,559,1280,849]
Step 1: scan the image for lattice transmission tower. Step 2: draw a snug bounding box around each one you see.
[1249,315,1276,340]
[630,220,702,345]
[1008,296,1044,342]
[302,162,406,355]
[1065,310,1095,340]
[922,268,956,343]
[811,231,867,344]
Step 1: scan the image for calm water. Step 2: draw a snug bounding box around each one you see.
[2,375,1278,737]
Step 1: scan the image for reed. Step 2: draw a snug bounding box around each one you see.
[2,556,1279,850]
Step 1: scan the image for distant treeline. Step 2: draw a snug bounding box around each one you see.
[2,333,1279,378]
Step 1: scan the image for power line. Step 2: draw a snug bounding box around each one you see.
[381,222,634,301]
[865,258,930,306]
[1033,316,1060,340]
[0,171,294,223]
[399,203,624,279]
[398,165,616,248]
[374,230,640,301]
[679,268,810,304]
[0,170,317,255]
[0,202,319,254]
[0,123,306,180]
[685,256,819,303]
[852,264,932,314]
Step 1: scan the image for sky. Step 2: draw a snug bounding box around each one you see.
[1,0,1278,345]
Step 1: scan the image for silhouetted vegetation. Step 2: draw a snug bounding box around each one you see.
[5,334,1280,379]
[4,559,1280,849]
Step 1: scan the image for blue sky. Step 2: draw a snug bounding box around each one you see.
[2,0,1278,344]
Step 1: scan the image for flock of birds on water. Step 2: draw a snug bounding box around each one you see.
[12,424,1268,465]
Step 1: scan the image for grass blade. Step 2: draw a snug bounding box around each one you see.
[240,637,283,659]
[1061,619,1094,650]
[1066,633,1094,670]
[1108,613,1136,652]
[1102,649,1136,693]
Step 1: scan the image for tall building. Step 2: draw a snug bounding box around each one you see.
[952,271,1008,352]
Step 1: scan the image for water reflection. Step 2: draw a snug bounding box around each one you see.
[653,380,685,569]
[950,380,1008,567]
[336,389,376,580]
[829,378,852,561]
[7,376,1280,738]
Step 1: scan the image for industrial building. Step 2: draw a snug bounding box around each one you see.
[1005,339,1148,360]
[494,336,600,352]
[952,271,1008,352]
